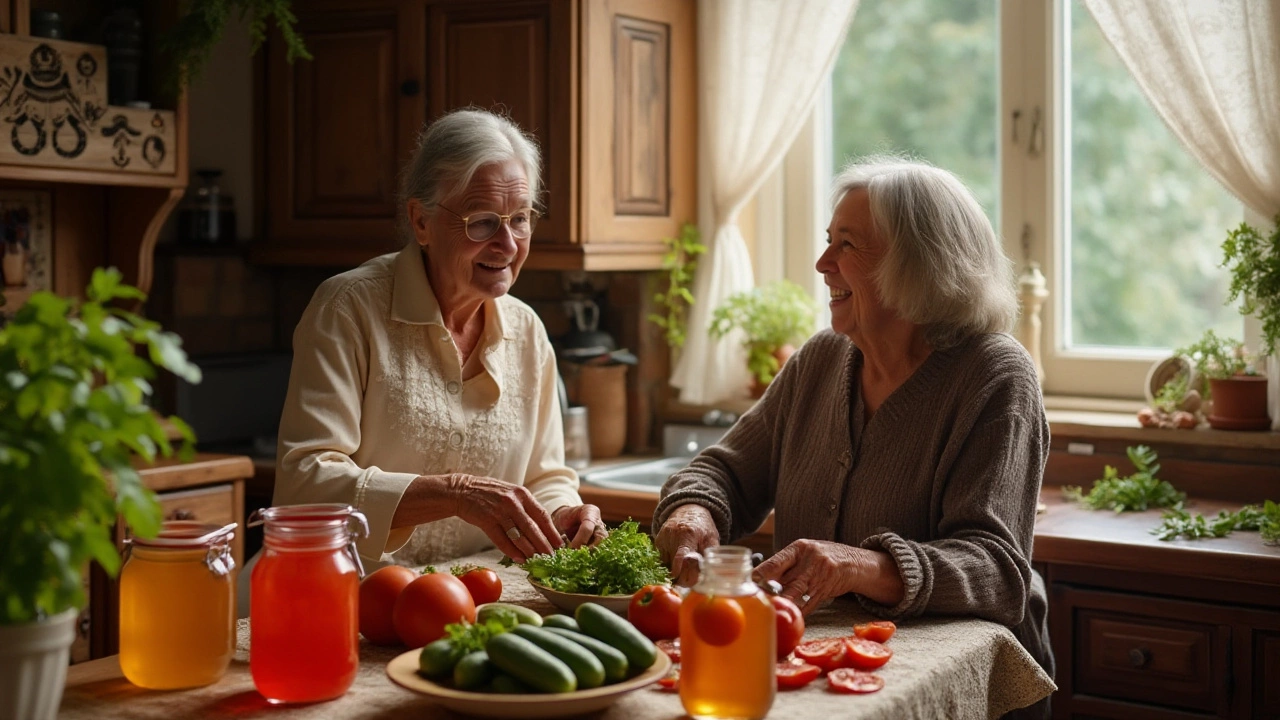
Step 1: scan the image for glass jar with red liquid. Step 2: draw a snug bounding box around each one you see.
[248,504,368,704]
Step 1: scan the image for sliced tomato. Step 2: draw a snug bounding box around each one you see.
[827,668,884,694]
[655,667,680,691]
[795,638,849,672]
[776,661,822,689]
[840,637,893,670]
[853,620,896,644]
[656,638,682,664]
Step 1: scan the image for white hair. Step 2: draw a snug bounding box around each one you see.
[832,155,1018,349]
[398,109,542,241]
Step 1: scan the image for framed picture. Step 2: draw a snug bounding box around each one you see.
[1,189,53,318]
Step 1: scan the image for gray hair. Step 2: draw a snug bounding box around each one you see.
[398,109,542,241]
[832,155,1017,349]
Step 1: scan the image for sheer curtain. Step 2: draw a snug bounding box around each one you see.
[1082,0,1280,427]
[670,0,857,405]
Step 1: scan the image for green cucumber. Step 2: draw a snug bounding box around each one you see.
[510,625,606,689]
[488,673,532,694]
[452,650,496,690]
[540,614,580,632]
[575,602,658,671]
[484,632,577,693]
[543,627,629,683]
[418,638,461,679]
[476,602,543,627]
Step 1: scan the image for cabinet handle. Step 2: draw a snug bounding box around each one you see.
[167,508,196,521]
[400,79,421,97]
[1128,647,1150,668]
[78,616,90,638]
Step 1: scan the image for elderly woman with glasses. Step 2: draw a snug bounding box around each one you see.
[275,109,605,568]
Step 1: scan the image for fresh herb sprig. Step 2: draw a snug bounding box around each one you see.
[1152,500,1280,543]
[508,520,669,595]
[442,607,519,654]
[1062,446,1185,513]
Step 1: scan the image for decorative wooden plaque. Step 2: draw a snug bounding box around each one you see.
[0,37,175,175]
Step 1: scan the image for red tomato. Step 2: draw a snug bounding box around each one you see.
[840,637,893,670]
[776,660,821,689]
[770,595,805,660]
[655,638,682,664]
[628,585,682,641]
[795,638,848,671]
[692,596,745,646]
[655,666,680,691]
[853,620,896,644]
[392,571,477,648]
[358,565,418,646]
[452,565,502,606]
[827,668,885,694]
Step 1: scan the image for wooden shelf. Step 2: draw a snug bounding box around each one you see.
[0,164,185,190]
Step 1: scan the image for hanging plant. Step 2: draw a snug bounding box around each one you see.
[163,0,311,92]
[648,223,705,349]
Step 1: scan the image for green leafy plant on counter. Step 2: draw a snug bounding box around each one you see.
[1152,500,1280,543]
[710,280,817,386]
[505,520,669,596]
[648,223,705,350]
[163,0,311,92]
[1177,330,1256,383]
[443,609,520,654]
[0,268,200,624]
[1062,445,1186,513]
[1222,214,1280,354]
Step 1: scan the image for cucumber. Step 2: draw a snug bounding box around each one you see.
[575,602,658,671]
[510,625,606,689]
[488,673,532,694]
[452,650,496,690]
[418,638,461,679]
[485,632,577,693]
[540,614,580,632]
[476,602,543,627]
[543,627,629,683]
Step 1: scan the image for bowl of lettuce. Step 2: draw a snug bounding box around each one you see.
[510,521,670,615]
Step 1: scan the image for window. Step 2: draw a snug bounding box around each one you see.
[819,0,1243,399]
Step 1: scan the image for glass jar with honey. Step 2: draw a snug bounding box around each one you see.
[678,545,776,719]
[248,504,368,704]
[119,521,237,689]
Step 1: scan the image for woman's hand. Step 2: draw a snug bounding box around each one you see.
[752,539,903,614]
[445,474,564,563]
[551,504,607,548]
[654,504,720,588]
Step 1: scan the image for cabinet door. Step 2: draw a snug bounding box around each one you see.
[428,0,574,249]
[264,1,424,257]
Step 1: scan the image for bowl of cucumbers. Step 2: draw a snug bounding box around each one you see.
[386,602,671,718]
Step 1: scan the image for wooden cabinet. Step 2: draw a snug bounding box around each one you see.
[257,0,695,271]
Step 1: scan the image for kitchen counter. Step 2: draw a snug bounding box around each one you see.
[60,549,1054,720]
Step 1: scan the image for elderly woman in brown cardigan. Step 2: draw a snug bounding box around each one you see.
[653,157,1053,714]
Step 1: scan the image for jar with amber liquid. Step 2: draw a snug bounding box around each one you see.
[119,521,237,689]
[248,504,368,704]
[679,545,776,719]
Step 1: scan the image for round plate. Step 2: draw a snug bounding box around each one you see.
[385,647,671,718]
[527,579,632,615]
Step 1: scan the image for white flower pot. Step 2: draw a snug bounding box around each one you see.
[0,609,77,720]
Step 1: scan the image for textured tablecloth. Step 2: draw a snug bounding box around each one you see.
[60,549,1055,719]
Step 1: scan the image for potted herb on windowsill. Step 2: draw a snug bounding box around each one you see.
[1221,214,1280,429]
[709,280,817,398]
[0,269,199,720]
[1176,329,1269,431]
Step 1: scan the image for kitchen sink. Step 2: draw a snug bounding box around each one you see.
[579,456,693,494]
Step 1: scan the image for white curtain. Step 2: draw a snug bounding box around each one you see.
[1083,1,1280,428]
[671,0,858,405]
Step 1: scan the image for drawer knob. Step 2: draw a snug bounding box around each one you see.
[78,616,90,638]
[1129,647,1150,668]
[167,508,196,521]
[400,79,420,97]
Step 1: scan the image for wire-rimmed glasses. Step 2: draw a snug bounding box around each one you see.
[437,204,539,242]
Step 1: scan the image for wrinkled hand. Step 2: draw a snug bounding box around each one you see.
[551,504,607,548]
[446,474,563,563]
[654,504,719,588]
[751,539,863,615]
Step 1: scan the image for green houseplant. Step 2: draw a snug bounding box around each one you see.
[1222,214,1280,354]
[1176,329,1268,431]
[164,0,311,91]
[647,223,705,350]
[0,269,199,719]
[709,280,816,395]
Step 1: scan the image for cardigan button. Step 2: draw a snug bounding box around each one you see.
[449,432,464,448]
[446,381,461,395]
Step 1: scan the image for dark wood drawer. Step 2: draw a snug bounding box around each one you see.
[1256,630,1280,718]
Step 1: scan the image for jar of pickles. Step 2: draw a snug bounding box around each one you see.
[119,521,237,689]
[679,545,776,719]
[248,504,368,704]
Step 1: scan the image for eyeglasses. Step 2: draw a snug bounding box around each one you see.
[436,204,539,242]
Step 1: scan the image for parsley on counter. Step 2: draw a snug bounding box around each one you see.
[1062,445,1186,513]
[1152,500,1280,543]
[508,520,670,595]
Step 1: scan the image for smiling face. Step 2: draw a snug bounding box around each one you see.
[815,188,892,342]
[408,159,532,313]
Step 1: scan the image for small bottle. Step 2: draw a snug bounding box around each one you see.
[248,504,368,704]
[119,521,237,689]
[679,545,776,719]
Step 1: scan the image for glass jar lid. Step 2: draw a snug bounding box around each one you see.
[130,521,236,549]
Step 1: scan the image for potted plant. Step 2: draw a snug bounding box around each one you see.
[648,222,705,350]
[1222,214,1280,356]
[709,280,816,397]
[1176,329,1269,431]
[0,268,199,720]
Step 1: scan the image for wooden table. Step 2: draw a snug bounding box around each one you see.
[60,551,1054,720]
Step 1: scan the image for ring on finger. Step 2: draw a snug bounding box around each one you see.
[506,526,521,541]
[800,593,812,605]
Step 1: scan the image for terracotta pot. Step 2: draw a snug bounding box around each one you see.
[1207,376,1270,431]
[749,345,795,399]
